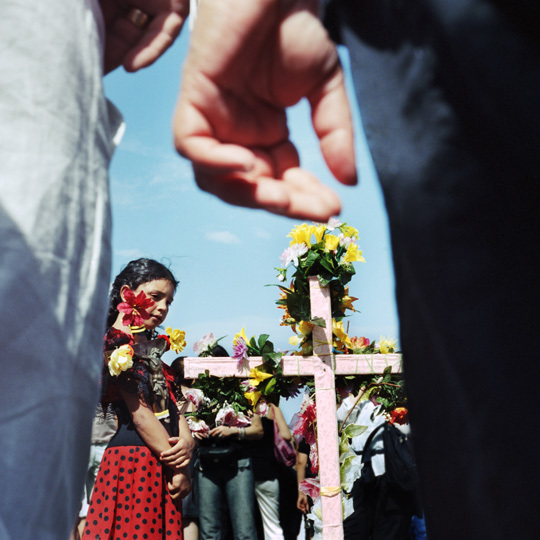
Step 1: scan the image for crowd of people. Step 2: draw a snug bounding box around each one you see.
[2,0,538,539]
[68,257,423,540]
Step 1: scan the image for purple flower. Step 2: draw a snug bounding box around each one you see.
[233,339,247,358]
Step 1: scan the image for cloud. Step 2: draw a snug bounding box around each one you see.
[205,230,241,244]
[253,227,271,240]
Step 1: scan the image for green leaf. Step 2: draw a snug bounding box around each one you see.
[343,424,368,439]
[258,334,270,350]
[302,250,320,272]
[310,316,327,328]
[320,256,335,274]
[264,378,276,394]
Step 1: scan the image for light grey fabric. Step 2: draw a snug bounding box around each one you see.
[0,1,122,538]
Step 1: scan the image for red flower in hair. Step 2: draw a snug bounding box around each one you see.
[117,289,155,328]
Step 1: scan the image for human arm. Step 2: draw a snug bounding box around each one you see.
[120,389,192,469]
[99,0,189,73]
[208,413,264,440]
[270,404,292,441]
[173,0,356,221]
[161,413,196,467]
[296,450,310,513]
[166,467,191,502]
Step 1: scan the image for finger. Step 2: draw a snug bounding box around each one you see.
[309,71,357,186]
[123,11,186,72]
[174,457,191,469]
[161,445,181,458]
[193,166,341,221]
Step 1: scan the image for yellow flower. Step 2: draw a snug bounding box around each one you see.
[378,336,398,354]
[341,290,358,312]
[298,320,314,336]
[233,327,249,346]
[324,234,340,252]
[244,390,262,407]
[165,327,186,353]
[313,224,326,244]
[342,243,366,263]
[341,224,359,239]
[332,320,353,350]
[248,367,273,387]
[289,335,300,347]
[108,344,134,377]
[288,223,314,247]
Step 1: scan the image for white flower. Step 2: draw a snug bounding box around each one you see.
[279,243,308,267]
[327,217,341,231]
[255,400,269,416]
[340,453,363,493]
[193,332,217,355]
[338,233,356,248]
[277,274,285,282]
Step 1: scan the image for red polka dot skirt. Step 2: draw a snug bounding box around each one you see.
[83,446,183,540]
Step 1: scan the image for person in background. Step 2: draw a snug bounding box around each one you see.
[170,356,200,540]
[70,411,117,540]
[194,343,263,540]
[277,437,303,540]
[249,402,291,540]
[337,395,416,540]
[296,438,315,540]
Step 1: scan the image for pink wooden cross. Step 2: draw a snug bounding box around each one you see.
[184,276,402,539]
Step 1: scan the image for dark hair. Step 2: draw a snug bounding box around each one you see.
[170,357,186,379]
[207,344,229,357]
[107,258,179,327]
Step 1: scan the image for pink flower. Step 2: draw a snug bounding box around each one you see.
[299,478,320,500]
[291,395,317,446]
[232,337,249,369]
[183,388,204,410]
[350,336,370,350]
[215,406,251,427]
[187,418,210,433]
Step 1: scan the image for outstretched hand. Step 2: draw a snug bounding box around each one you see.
[174,0,357,221]
[100,0,189,73]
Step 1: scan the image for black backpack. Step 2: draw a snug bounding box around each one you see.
[361,422,418,491]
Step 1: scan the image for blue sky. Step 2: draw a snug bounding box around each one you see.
[103,31,398,420]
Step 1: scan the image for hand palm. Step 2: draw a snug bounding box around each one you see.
[174,0,356,220]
